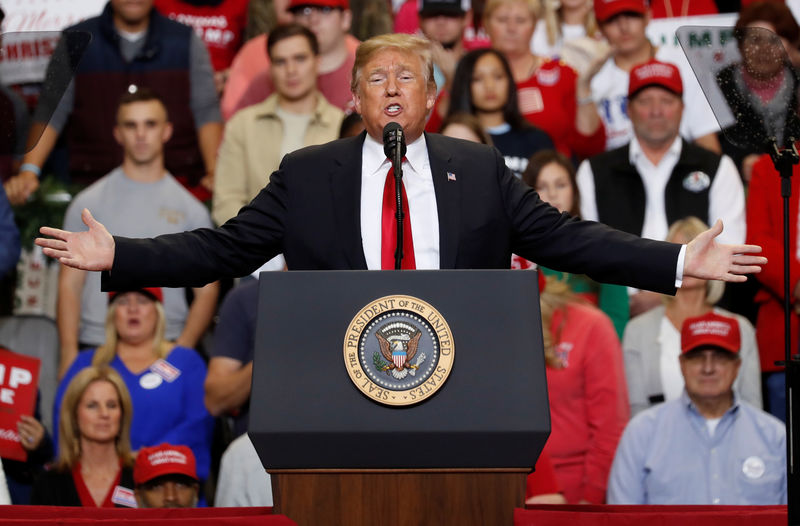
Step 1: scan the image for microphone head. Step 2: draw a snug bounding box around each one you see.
[383,122,407,159]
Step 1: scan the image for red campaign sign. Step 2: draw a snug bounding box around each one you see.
[0,347,41,462]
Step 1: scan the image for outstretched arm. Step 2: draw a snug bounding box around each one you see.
[35,208,115,271]
[683,219,766,282]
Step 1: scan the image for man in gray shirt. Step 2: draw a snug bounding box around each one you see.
[57,88,218,378]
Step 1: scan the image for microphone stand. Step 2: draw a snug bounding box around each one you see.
[393,129,405,270]
[768,137,800,525]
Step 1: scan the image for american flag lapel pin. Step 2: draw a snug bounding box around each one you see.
[447,171,456,182]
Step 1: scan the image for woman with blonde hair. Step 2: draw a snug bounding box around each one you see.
[538,275,629,503]
[531,0,599,59]
[622,217,763,416]
[54,288,213,484]
[32,366,135,507]
[483,0,605,159]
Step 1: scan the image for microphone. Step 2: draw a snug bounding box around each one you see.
[383,122,407,161]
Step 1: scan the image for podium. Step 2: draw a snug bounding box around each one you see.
[249,270,550,525]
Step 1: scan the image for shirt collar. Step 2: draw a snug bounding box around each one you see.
[629,134,683,166]
[363,132,428,177]
[681,388,740,419]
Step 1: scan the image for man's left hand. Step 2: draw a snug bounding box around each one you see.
[684,219,766,282]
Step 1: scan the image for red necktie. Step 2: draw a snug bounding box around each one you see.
[381,161,416,270]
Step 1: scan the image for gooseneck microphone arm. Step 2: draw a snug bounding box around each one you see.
[383,123,408,270]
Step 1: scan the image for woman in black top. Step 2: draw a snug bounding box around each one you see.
[447,48,554,178]
[31,366,135,507]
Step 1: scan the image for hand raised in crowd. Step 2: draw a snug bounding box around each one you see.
[35,208,115,271]
[3,170,40,205]
[17,414,45,451]
[683,219,765,282]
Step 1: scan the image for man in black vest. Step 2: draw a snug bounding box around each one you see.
[577,59,745,316]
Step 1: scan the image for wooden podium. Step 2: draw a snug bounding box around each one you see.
[249,270,549,525]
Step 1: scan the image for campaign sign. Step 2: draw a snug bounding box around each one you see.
[0,347,40,461]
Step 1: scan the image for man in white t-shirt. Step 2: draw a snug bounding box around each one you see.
[589,0,720,152]
[58,88,219,378]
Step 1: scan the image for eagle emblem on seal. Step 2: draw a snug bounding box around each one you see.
[375,322,427,379]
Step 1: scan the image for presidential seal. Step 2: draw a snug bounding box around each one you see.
[343,295,455,406]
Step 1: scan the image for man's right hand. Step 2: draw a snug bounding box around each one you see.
[36,208,115,271]
[3,170,40,205]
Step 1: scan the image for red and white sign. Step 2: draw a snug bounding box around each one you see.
[0,0,105,84]
[0,347,40,461]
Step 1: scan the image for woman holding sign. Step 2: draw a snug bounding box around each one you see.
[53,288,213,485]
[32,366,136,507]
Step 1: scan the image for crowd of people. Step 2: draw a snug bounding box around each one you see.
[0,0,794,510]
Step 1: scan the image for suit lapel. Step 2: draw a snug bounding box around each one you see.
[331,132,369,269]
[426,133,460,269]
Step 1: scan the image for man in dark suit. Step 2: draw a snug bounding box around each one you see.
[35,34,764,293]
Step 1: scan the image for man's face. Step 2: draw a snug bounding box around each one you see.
[419,13,467,48]
[628,86,683,149]
[600,12,650,56]
[269,34,319,103]
[292,6,351,55]
[680,348,741,403]
[113,99,172,165]
[111,0,153,26]
[353,48,436,144]
[136,475,199,508]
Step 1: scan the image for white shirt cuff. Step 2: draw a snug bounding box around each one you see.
[675,245,687,289]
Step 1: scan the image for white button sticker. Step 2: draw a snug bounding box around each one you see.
[139,372,163,390]
[742,456,766,479]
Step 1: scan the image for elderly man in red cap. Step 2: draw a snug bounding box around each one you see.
[607,311,786,504]
[134,444,201,508]
[578,59,746,316]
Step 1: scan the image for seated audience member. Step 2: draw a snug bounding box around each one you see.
[589,0,720,152]
[32,366,136,507]
[483,0,605,159]
[4,0,223,203]
[134,443,200,508]
[204,280,259,437]
[439,112,492,145]
[153,0,250,95]
[446,48,553,177]
[339,112,365,138]
[516,150,629,338]
[0,184,19,280]
[531,0,600,59]
[55,288,214,483]
[608,312,786,504]
[717,1,800,182]
[215,433,273,506]
[57,88,218,379]
[222,0,359,118]
[213,24,344,226]
[539,277,629,503]
[578,59,745,317]
[5,409,54,504]
[623,218,762,416]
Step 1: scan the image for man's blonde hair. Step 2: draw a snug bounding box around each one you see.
[351,33,436,95]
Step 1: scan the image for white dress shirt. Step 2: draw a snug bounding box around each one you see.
[360,134,440,270]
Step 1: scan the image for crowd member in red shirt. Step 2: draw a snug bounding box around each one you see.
[154,0,249,95]
[483,0,605,160]
[539,276,629,503]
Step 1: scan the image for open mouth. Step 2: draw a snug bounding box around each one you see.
[385,104,402,116]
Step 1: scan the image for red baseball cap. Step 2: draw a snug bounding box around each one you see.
[628,59,683,98]
[594,0,647,24]
[108,287,164,304]
[289,0,349,10]
[681,312,741,355]
[134,444,198,485]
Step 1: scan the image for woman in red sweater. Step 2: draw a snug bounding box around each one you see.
[539,277,629,503]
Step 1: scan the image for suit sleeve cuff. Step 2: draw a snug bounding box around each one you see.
[675,244,687,289]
